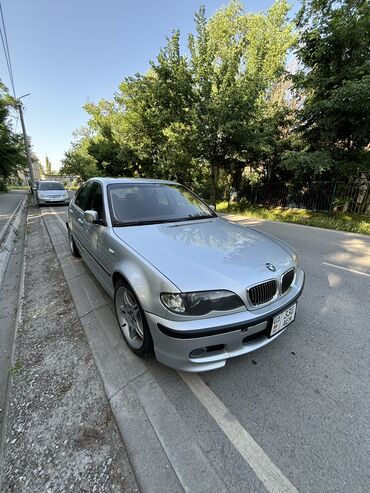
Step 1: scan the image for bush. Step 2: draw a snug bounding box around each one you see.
[0,179,8,192]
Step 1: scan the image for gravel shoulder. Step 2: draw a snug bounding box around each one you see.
[0,201,139,492]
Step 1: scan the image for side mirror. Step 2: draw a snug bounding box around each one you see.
[209,204,216,212]
[84,210,99,224]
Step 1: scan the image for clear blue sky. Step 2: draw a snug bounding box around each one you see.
[1,0,298,170]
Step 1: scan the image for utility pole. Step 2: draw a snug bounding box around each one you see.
[16,95,34,187]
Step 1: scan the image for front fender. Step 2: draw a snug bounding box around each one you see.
[108,232,178,318]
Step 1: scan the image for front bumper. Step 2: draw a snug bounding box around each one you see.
[146,268,305,372]
[38,199,70,206]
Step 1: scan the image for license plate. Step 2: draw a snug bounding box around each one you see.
[270,303,297,337]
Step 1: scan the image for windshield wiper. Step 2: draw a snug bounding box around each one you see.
[181,215,215,221]
[112,215,215,227]
[113,218,184,227]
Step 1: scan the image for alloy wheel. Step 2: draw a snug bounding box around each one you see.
[115,286,144,349]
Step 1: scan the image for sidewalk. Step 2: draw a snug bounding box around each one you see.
[0,200,139,492]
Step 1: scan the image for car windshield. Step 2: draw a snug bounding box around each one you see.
[39,182,65,191]
[108,183,215,226]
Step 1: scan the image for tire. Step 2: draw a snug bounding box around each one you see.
[114,278,153,357]
[68,228,80,257]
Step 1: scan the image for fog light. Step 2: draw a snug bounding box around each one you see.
[189,347,207,358]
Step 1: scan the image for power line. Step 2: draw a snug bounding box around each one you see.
[0,1,34,186]
[0,1,16,96]
[0,24,13,91]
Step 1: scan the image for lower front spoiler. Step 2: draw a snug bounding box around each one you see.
[38,200,70,206]
[148,315,289,372]
[146,270,304,372]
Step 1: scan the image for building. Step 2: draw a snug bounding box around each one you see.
[41,174,78,186]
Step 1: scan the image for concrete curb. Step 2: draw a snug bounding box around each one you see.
[0,212,27,475]
[0,194,28,290]
[40,207,228,493]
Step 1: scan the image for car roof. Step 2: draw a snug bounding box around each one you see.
[86,177,179,186]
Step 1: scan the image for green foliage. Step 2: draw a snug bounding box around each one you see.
[111,30,197,181]
[294,0,370,177]
[217,201,370,235]
[54,0,370,208]
[189,0,296,201]
[63,0,295,195]
[281,149,335,176]
[60,128,99,180]
[9,360,22,376]
[0,81,27,189]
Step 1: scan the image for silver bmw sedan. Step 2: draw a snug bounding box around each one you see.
[67,178,305,372]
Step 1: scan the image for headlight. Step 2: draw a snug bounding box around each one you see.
[160,290,245,316]
[63,191,69,198]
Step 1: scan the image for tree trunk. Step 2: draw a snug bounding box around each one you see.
[232,167,243,194]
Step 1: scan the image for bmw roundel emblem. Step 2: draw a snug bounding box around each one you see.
[265,263,276,272]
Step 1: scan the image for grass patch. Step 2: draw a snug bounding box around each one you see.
[9,185,29,190]
[217,201,370,235]
[10,361,22,375]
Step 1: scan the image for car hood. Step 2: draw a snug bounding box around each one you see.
[113,217,294,292]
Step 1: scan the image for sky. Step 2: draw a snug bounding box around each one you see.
[1,0,298,171]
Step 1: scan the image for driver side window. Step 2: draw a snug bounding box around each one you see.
[75,182,104,222]
[75,182,94,211]
[89,182,104,220]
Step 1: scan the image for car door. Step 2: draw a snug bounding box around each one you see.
[69,181,94,245]
[82,181,112,293]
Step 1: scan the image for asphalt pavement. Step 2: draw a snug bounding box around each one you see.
[0,191,27,239]
[41,204,370,493]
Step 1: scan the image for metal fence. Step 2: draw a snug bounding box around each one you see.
[241,180,370,215]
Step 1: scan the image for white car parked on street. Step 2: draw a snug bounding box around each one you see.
[37,181,70,206]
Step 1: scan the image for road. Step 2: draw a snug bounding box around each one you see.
[0,190,27,239]
[43,204,370,493]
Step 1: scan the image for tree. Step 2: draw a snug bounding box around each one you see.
[113,31,197,182]
[0,81,27,190]
[77,31,198,182]
[189,0,296,203]
[293,0,370,179]
[82,99,134,177]
[45,156,52,174]
[60,128,99,180]
[63,0,295,198]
